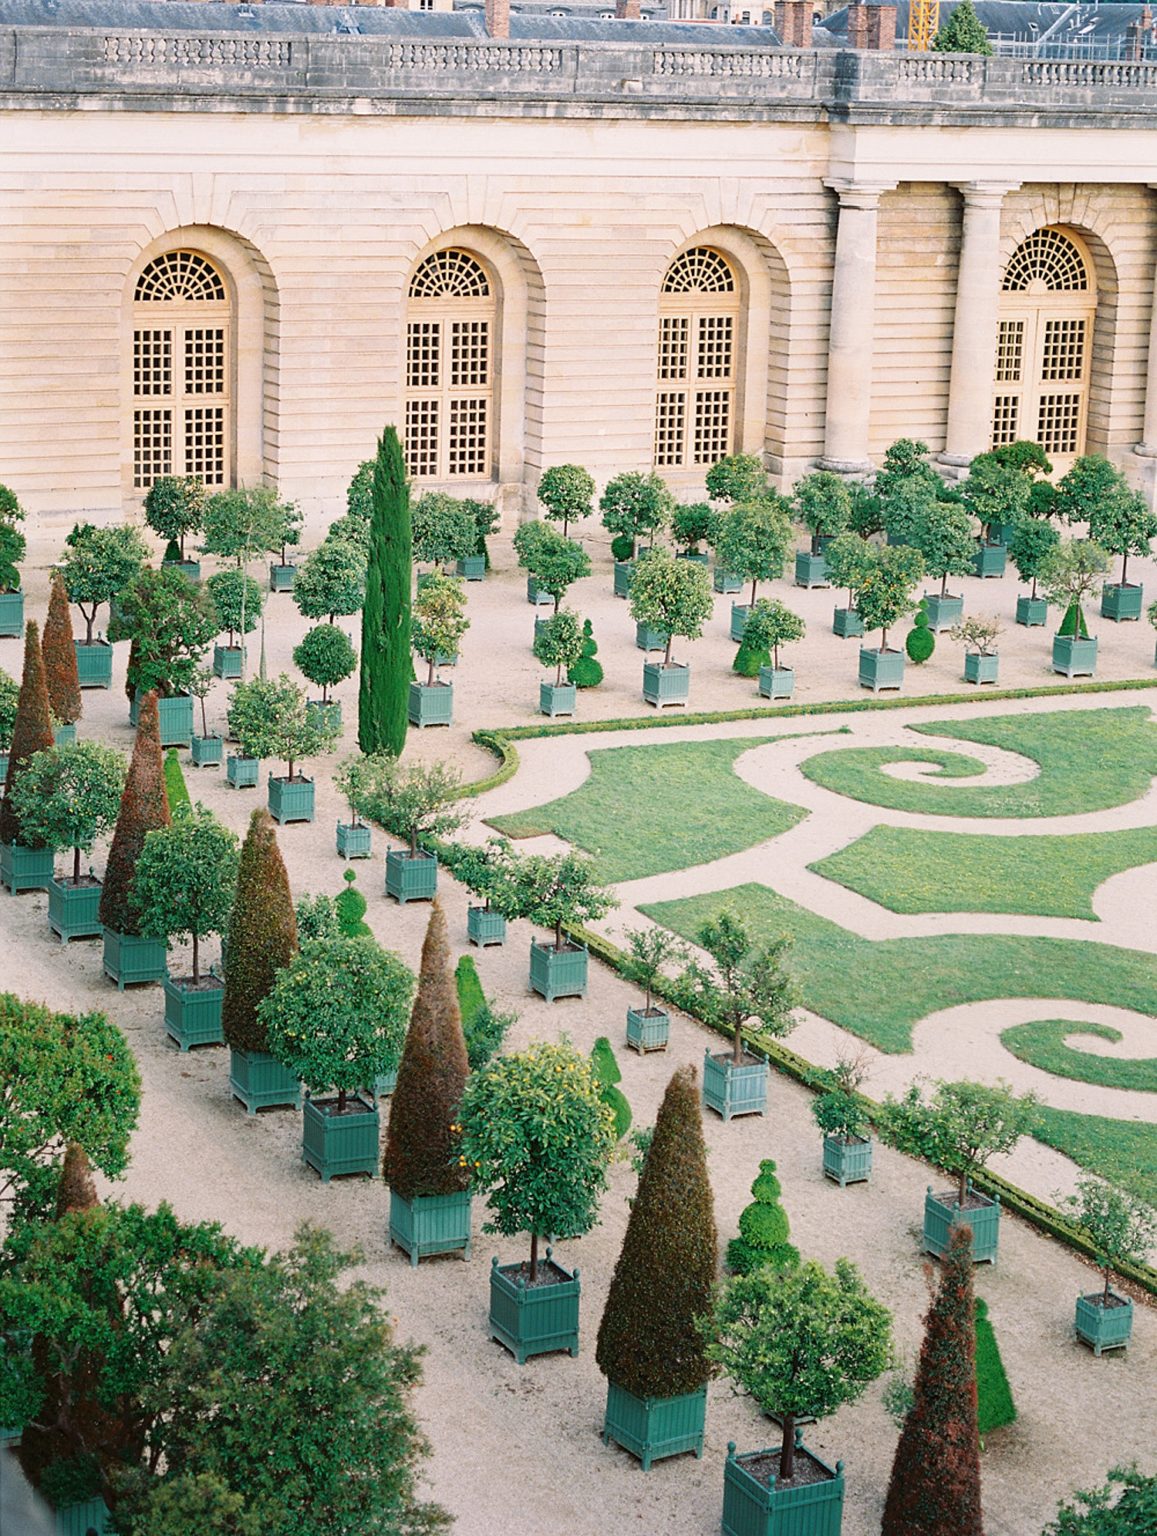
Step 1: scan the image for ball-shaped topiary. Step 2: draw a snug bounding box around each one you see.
[906,600,936,664]
[726,1159,799,1275]
[567,618,604,689]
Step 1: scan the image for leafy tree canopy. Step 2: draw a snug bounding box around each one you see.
[293,623,357,701]
[793,471,852,540]
[202,486,298,566]
[293,537,365,623]
[206,569,264,644]
[599,472,673,551]
[879,1077,1039,1204]
[713,498,794,605]
[412,572,470,682]
[143,476,206,554]
[0,664,17,751]
[538,464,595,533]
[741,598,805,667]
[686,909,797,1063]
[411,492,478,570]
[226,673,339,778]
[132,806,239,983]
[115,567,218,698]
[56,524,149,642]
[825,531,876,602]
[705,453,769,505]
[11,741,126,883]
[502,847,617,950]
[1041,1467,1157,1536]
[671,501,714,550]
[856,542,925,648]
[353,754,464,856]
[532,608,586,683]
[628,548,713,664]
[933,0,993,54]
[1060,1177,1157,1299]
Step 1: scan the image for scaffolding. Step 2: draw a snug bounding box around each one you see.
[907,0,940,50]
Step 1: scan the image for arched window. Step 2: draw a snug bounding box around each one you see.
[405,248,496,482]
[654,246,739,470]
[992,227,1095,463]
[131,250,232,490]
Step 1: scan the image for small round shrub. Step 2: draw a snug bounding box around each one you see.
[906,600,935,663]
[732,640,769,678]
[610,533,635,563]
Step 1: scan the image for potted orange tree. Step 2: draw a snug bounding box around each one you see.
[0,622,57,893]
[1062,1176,1156,1356]
[56,522,148,689]
[621,924,687,1054]
[1039,537,1110,678]
[600,471,672,596]
[713,497,794,642]
[793,471,850,588]
[357,754,464,905]
[0,482,25,638]
[533,609,585,718]
[410,572,469,728]
[504,847,616,1002]
[856,542,924,692]
[227,672,339,826]
[629,549,713,708]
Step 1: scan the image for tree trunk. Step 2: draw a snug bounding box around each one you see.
[1121,550,1130,585]
[287,756,295,782]
[880,625,889,652]
[82,605,96,645]
[72,844,81,884]
[555,917,564,951]
[410,828,419,857]
[940,570,948,597]
[663,632,673,667]
[530,1230,540,1284]
[732,1021,743,1066]
[958,1167,969,1205]
[555,660,563,685]
[772,643,780,670]
[779,1413,796,1481]
[191,931,199,985]
[427,656,436,687]
[553,593,561,615]
[750,578,758,607]
[1030,574,1037,599]
[338,1087,347,1115]
[1102,1266,1112,1303]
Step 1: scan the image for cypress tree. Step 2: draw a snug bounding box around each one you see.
[99,691,170,935]
[358,425,411,756]
[384,900,470,1199]
[596,1065,717,1401]
[0,620,54,845]
[222,807,298,1054]
[881,1223,984,1536]
[42,571,82,728]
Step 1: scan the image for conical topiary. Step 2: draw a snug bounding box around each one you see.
[383,901,470,1201]
[881,1223,983,1536]
[55,1142,98,1218]
[0,621,55,845]
[732,638,770,678]
[568,618,604,689]
[222,808,298,1054]
[42,572,82,728]
[98,691,170,936]
[726,1158,799,1275]
[596,1065,717,1401]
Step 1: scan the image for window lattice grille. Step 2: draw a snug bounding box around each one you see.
[654,393,686,467]
[697,315,733,380]
[133,330,171,396]
[133,409,172,488]
[408,249,490,301]
[407,321,441,390]
[661,246,736,295]
[447,398,489,477]
[449,320,490,388]
[183,407,226,484]
[692,391,731,465]
[135,250,227,304]
[1002,228,1089,293]
[991,395,1020,447]
[184,328,226,395]
[657,317,689,382]
[405,399,440,479]
[995,320,1024,385]
[1040,318,1086,383]
[1037,393,1082,457]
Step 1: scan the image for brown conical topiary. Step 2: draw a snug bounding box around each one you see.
[384,900,470,1199]
[222,807,298,1054]
[881,1222,984,1536]
[0,620,55,845]
[55,1142,98,1218]
[42,571,82,728]
[596,1064,717,1400]
[98,690,170,935]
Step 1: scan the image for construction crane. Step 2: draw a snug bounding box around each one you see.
[908,0,941,50]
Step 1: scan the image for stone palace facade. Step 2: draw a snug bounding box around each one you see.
[2,1,1157,526]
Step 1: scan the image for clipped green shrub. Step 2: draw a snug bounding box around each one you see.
[590,1036,631,1139]
[454,954,513,1071]
[610,533,635,563]
[455,953,485,1027]
[726,1158,799,1274]
[974,1297,1016,1437]
[163,748,192,818]
[335,867,372,937]
[1058,600,1090,639]
[906,600,936,664]
[732,639,770,678]
[567,618,604,689]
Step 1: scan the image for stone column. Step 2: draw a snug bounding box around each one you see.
[820,179,895,475]
[939,181,1020,471]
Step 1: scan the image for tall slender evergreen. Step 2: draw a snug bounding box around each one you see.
[42,573,82,728]
[99,691,170,935]
[0,620,54,844]
[881,1223,984,1536]
[358,426,411,756]
[222,808,298,1054]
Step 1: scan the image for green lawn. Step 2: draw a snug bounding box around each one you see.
[799,706,1157,818]
[641,883,1157,1055]
[489,736,809,884]
[1032,1105,1157,1206]
[810,823,1157,920]
[1000,1020,1157,1093]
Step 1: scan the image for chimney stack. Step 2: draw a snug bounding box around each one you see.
[615,0,643,17]
[846,2,896,49]
[774,0,811,45]
[486,0,511,37]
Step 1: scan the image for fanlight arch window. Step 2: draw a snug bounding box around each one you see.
[131,250,232,490]
[405,248,495,481]
[654,246,740,470]
[992,227,1095,463]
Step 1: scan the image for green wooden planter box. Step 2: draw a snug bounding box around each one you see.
[642,660,690,708]
[489,1250,581,1364]
[963,651,999,685]
[613,560,635,597]
[971,542,1006,578]
[992,520,1020,547]
[0,588,24,637]
[336,820,372,858]
[923,1185,1000,1264]
[527,576,554,606]
[0,840,54,893]
[702,1049,768,1120]
[540,680,577,717]
[0,752,7,783]
[102,928,167,989]
[389,1188,473,1266]
[468,905,507,946]
[54,1496,112,1536]
[373,1065,398,1097]
[302,1092,380,1181]
[722,1438,844,1536]
[677,550,710,567]
[163,974,225,1051]
[268,774,315,825]
[457,554,487,580]
[602,1381,707,1470]
[533,616,550,643]
[131,691,193,747]
[713,568,742,594]
[74,639,113,689]
[212,643,243,680]
[230,1047,301,1114]
[832,606,864,639]
[795,551,829,588]
[626,1005,669,1053]
[48,877,102,943]
[306,698,342,731]
[1053,633,1098,678]
[858,647,905,692]
[53,723,77,748]
[730,603,749,642]
[1101,581,1143,621]
[162,558,200,583]
[226,753,260,788]
[758,665,794,700]
[923,592,964,631]
[530,940,588,1001]
[1074,1290,1133,1355]
[386,848,438,903]
[822,1134,872,1188]
[1016,595,1048,627]
[190,733,223,767]
[408,680,453,727]
[635,622,669,653]
[269,561,296,591]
